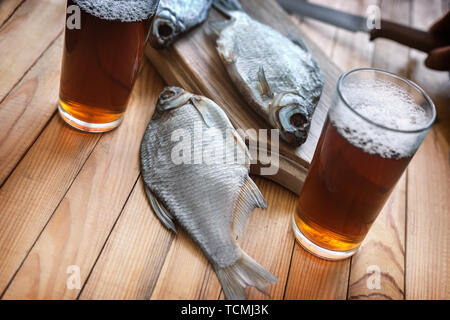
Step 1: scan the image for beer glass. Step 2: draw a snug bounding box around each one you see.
[58,0,159,132]
[293,68,435,260]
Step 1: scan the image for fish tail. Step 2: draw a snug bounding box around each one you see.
[216,250,277,300]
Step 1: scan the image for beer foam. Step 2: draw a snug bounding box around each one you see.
[73,0,159,22]
[329,79,431,159]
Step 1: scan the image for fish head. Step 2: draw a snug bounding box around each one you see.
[156,87,194,113]
[150,9,185,49]
[269,92,314,146]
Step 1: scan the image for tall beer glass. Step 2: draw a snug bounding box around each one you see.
[293,68,436,260]
[58,0,159,132]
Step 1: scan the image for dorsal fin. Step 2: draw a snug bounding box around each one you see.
[257,66,274,99]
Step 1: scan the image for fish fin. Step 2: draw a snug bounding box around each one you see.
[217,42,237,64]
[189,96,214,128]
[209,20,233,36]
[257,66,274,99]
[231,129,252,166]
[288,33,309,52]
[213,0,242,17]
[216,250,277,300]
[144,185,177,234]
[232,176,267,238]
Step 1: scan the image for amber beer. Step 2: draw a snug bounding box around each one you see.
[59,0,159,132]
[293,68,435,260]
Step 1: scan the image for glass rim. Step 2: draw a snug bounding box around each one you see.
[337,67,436,134]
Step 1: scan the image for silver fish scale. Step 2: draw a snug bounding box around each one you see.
[141,103,246,268]
[219,12,323,113]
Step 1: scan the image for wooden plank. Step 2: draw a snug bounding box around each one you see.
[79,181,174,300]
[0,0,24,27]
[347,0,410,300]
[406,130,449,300]
[150,228,220,300]
[405,0,450,299]
[2,62,164,299]
[284,0,377,299]
[0,35,63,185]
[0,116,100,295]
[0,0,65,102]
[347,176,406,300]
[284,246,351,299]
[145,0,342,195]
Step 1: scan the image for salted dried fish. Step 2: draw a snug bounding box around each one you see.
[212,0,324,146]
[140,87,277,300]
[150,0,213,48]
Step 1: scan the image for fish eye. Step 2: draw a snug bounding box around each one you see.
[290,112,307,128]
[158,23,174,38]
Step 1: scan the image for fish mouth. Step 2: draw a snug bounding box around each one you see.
[157,87,194,112]
[150,10,183,48]
[270,92,312,146]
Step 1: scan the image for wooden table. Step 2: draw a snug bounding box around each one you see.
[0,0,448,300]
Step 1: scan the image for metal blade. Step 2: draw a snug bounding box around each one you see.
[277,0,370,33]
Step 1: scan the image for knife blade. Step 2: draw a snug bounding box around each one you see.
[277,0,450,53]
[278,0,370,33]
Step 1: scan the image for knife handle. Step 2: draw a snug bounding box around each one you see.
[370,20,449,53]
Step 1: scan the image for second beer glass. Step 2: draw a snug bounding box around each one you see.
[293,68,436,260]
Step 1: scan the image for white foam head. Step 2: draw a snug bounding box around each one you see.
[73,0,159,22]
[329,78,431,159]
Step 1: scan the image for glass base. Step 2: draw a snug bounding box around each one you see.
[292,216,359,260]
[58,103,123,133]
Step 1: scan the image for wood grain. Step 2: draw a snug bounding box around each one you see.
[150,229,221,300]
[145,0,342,195]
[0,115,100,296]
[404,0,450,300]
[347,0,411,300]
[284,246,351,299]
[0,0,65,102]
[406,129,449,299]
[2,62,164,299]
[79,180,174,300]
[348,176,406,300]
[0,35,63,185]
[0,0,24,27]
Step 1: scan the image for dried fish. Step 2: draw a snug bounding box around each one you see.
[140,87,277,300]
[212,0,324,146]
[150,0,213,48]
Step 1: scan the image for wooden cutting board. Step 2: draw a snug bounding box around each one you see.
[145,0,342,195]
